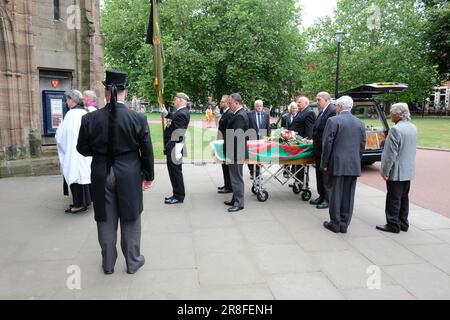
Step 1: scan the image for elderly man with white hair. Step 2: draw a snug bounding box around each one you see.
[247,99,270,178]
[320,95,366,233]
[377,103,417,233]
[83,90,98,112]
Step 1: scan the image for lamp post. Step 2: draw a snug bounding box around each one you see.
[334,31,344,99]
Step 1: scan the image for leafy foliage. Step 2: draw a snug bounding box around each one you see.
[101,0,304,107]
[302,0,436,103]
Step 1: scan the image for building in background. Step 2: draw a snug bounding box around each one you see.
[0,0,104,165]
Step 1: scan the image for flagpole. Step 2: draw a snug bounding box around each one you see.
[148,0,165,152]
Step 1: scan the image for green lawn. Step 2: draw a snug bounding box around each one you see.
[359,117,450,149]
[149,123,216,161]
[148,114,450,159]
[146,112,209,122]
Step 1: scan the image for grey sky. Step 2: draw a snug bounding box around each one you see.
[298,0,337,28]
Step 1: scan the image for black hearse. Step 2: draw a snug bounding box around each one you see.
[343,82,408,164]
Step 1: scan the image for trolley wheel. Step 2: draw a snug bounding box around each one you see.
[251,186,258,195]
[301,190,312,201]
[292,184,301,194]
[257,190,269,202]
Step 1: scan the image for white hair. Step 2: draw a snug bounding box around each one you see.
[390,103,411,121]
[288,102,298,112]
[65,89,83,104]
[316,91,331,102]
[83,90,97,100]
[336,95,353,111]
[297,96,310,106]
[254,99,263,107]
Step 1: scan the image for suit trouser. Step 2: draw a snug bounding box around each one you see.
[228,163,244,208]
[328,176,357,230]
[166,153,185,201]
[248,164,261,177]
[221,163,232,190]
[314,153,330,201]
[96,168,143,272]
[385,180,410,230]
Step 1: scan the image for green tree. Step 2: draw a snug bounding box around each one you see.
[423,0,450,80]
[101,0,305,107]
[302,0,435,103]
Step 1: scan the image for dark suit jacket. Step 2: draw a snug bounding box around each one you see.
[295,106,316,139]
[163,106,190,154]
[313,104,336,156]
[217,108,233,155]
[248,110,270,139]
[281,113,300,132]
[320,111,366,176]
[226,107,249,164]
[77,103,154,222]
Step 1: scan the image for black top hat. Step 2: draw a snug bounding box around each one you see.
[102,70,128,89]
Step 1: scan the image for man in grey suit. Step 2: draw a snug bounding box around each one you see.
[320,96,366,233]
[224,93,250,213]
[377,103,417,233]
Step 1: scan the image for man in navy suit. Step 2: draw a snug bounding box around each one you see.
[247,99,270,178]
[311,92,336,209]
[320,96,366,233]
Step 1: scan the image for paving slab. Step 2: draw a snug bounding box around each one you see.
[383,264,450,300]
[267,272,345,300]
[1,164,450,299]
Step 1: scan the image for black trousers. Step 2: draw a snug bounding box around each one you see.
[221,163,232,189]
[248,164,261,177]
[166,153,185,201]
[314,153,330,201]
[70,183,92,207]
[385,180,411,230]
[328,176,357,230]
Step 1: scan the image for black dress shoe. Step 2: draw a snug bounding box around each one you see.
[218,189,232,194]
[103,269,114,275]
[309,197,323,205]
[340,226,348,234]
[165,197,183,204]
[217,186,225,190]
[65,206,87,214]
[224,200,234,206]
[316,201,329,209]
[228,206,244,213]
[165,195,174,201]
[376,224,400,233]
[323,221,339,233]
[400,225,409,232]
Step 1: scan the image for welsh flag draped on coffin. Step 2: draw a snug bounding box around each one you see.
[210,140,314,162]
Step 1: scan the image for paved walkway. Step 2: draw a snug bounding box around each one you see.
[359,149,450,218]
[1,164,450,299]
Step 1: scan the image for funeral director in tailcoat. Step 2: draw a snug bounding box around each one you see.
[77,70,154,275]
[320,95,366,233]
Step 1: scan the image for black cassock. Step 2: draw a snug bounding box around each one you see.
[77,103,154,222]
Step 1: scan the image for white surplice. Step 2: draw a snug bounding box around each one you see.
[55,108,92,185]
